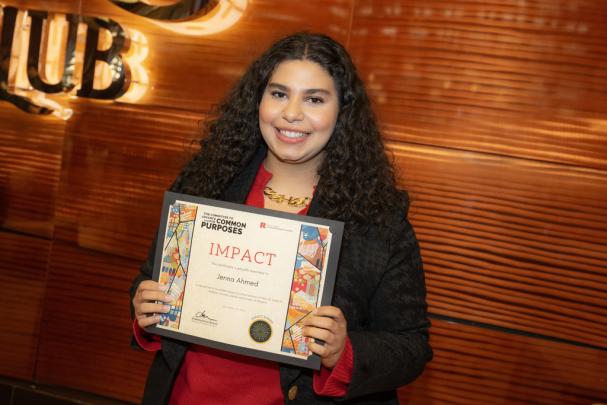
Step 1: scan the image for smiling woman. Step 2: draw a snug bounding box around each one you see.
[130,32,432,404]
[259,60,340,213]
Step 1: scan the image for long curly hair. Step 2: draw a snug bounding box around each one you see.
[178,32,403,229]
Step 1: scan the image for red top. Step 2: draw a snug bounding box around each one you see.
[133,164,353,403]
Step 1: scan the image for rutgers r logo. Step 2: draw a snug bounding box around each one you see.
[259,222,266,229]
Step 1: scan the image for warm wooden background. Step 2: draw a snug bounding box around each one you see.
[1,0,606,403]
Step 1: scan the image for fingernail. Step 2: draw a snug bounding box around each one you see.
[165,294,173,301]
[163,305,171,312]
[159,285,169,291]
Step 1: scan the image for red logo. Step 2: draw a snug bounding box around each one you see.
[259,222,266,228]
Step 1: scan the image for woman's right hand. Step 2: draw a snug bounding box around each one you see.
[133,280,174,328]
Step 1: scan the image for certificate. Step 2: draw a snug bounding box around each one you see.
[147,191,344,369]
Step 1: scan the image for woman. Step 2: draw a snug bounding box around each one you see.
[131,32,432,404]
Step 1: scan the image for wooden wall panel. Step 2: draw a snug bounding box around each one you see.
[389,143,607,348]
[0,108,66,238]
[0,232,48,380]
[35,242,153,403]
[52,103,201,261]
[349,0,607,170]
[398,318,607,405]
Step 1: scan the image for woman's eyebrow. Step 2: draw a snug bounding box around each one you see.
[304,88,331,95]
[267,82,332,95]
[267,83,288,91]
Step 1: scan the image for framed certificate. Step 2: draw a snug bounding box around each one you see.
[146,191,344,369]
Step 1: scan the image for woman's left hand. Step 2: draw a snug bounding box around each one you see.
[303,306,348,369]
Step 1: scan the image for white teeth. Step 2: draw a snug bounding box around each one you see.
[279,129,307,138]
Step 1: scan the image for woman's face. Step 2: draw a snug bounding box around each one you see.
[259,59,339,167]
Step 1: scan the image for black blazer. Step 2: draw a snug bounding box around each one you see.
[130,147,432,404]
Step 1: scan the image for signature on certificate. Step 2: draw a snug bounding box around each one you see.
[193,309,217,323]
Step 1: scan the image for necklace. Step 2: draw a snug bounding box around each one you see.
[263,186,311,208]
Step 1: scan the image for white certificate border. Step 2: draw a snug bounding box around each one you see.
[146,191,344,370]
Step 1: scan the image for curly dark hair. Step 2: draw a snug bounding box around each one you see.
[178,32,403,229]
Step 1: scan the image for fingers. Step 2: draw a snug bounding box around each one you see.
[313,306,344,319]
[302,306,348,368]
[137,314,161,328]
[135,302,169,328]
[137,281,172,300]
[140,289,173,304]
[133,280,174,328]
[304,314,339,331]
[134,281,173,306]
[139,302,171,316]
[308,339,330,358]
[304,306,346,333]
[304,325,332,342]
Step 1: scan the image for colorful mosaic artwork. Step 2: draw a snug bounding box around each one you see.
[159,202,197,329]
[281,225,330,356]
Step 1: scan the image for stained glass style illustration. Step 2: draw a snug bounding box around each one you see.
[281,225,330,356]
[158,202,197,329]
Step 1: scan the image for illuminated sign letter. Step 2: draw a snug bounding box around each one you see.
[27,11,79,94]
[77,17,130,99]
[0,7,18,86]
[0,7,51,114]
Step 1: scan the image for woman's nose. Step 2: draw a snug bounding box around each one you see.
[281,99,304,122]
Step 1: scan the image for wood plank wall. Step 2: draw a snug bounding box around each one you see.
[1,0,605,403]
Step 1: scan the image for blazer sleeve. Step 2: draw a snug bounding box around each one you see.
[344,203,433,399]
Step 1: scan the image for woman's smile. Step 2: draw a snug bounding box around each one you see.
[275,127,310,143]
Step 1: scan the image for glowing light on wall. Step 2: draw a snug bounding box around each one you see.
[118,28,149,103]
[111,0,247,36]
[150,0,247,36]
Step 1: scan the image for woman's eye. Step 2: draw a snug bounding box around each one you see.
[271,91,287,99]
[307,97,324,104]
